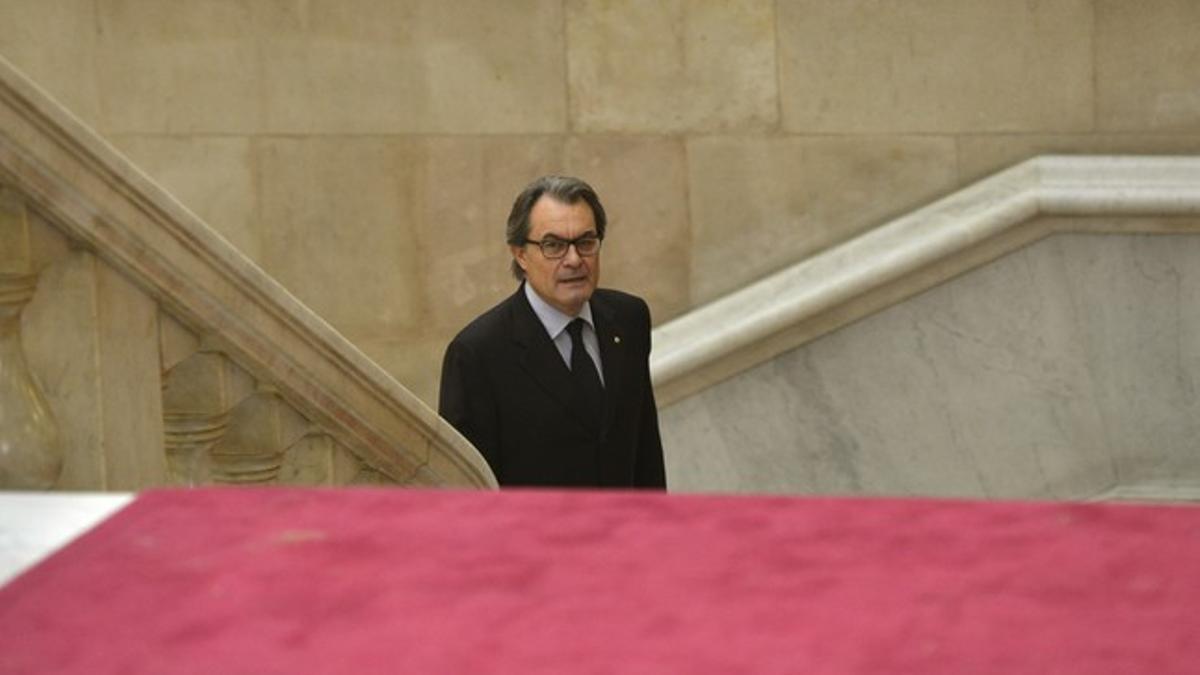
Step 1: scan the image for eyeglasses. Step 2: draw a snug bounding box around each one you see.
[523,234,603,259]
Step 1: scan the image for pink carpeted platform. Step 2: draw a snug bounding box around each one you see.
[2,488,1198,673]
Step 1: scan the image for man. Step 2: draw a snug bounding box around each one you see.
[438,175,666,488]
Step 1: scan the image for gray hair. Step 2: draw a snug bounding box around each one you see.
[506,175,607,280]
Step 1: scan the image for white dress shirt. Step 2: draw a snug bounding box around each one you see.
[524,282,605,386]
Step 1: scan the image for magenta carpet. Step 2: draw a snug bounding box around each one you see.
[2,488,1198,673]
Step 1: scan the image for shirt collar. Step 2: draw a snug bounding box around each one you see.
[524,282,594,340]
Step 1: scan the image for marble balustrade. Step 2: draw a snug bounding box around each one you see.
[0,57,494,491]
[651,156,1200,404]
[661,227,1200,500]
[656,177,1200,499]
[654,155,1200,499]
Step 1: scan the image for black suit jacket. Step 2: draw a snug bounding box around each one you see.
[439,285,666,488]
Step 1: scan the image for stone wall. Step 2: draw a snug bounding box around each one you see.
[2,0,1199,405]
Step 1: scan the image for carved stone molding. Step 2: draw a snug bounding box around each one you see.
[0,273,35,307]
[162,411,229,486]
[209,387,309,485]
[0,272,63,488]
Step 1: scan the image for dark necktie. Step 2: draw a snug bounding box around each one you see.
[567,318,605,429]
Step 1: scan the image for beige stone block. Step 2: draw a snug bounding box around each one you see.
[95,0,265,133]
[22,251,104,490]
[110,135,259,259]
[256,137,423,338]
[565,136,690,322]
[1096,0,1200,131]
[687,135,958,304]
[23,249,165,490]
[95,262,167,489]
[778,0,1093,133]
[26,210,72,273]
[415,136,564,336]
[162,352,224,415]
[0,187,31,274]
[566,0,777,133]
[279,433,336,486]
[161,351,254,415]
[0,191,70,277]
[0,0,102,127]
[347,463,398,486]
[158,312,200,373]
[331,438,365,485]
[354,334,446,409]
[210,389,309,484]
[957,134,1200,184]
[262,0,566,133]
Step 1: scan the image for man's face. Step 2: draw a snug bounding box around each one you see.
[512,195,601,317]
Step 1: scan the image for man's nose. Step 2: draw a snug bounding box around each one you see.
[562,243,584,265]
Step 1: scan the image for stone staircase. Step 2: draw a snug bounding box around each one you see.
[0,55,494,491]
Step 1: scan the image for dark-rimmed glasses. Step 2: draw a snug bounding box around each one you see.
[523,234,602,259]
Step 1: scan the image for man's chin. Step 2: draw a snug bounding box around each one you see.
[553,284,594,312]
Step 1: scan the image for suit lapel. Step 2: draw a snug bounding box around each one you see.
[592,293,626,437]
[509,286,601,433]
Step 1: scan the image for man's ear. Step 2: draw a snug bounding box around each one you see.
[510,245,528,273]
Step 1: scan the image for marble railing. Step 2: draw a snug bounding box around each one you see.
[0,56,495,490]
[651,155,1200,405]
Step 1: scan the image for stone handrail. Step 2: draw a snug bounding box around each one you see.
[652,155,1200,405]
[0,55,496,488]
